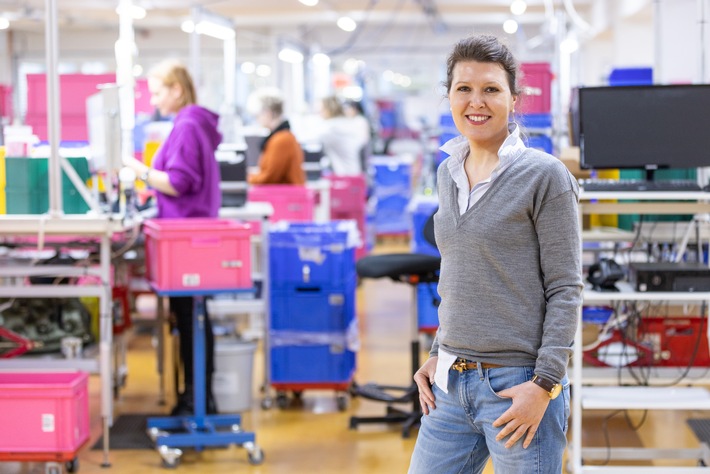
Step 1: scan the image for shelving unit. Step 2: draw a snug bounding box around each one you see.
[570,190,710,473]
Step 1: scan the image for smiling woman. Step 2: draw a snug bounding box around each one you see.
[408,34,583,474]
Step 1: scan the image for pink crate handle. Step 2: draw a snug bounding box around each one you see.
[190,237,222,248]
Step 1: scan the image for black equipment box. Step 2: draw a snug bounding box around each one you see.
[629,262,710,292]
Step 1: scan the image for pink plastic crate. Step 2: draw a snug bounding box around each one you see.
[0,372,89,454]
[248,185,315,223]
[519,62,553,114]
[143,218,252,292]
[326,175,367,215]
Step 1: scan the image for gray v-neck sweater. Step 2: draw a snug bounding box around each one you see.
[431,148,583,382]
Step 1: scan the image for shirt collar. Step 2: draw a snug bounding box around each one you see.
[441,122,527,173]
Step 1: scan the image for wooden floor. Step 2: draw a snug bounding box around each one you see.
[1,241,708,473]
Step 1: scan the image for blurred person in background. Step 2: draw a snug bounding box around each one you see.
[123,59,221,415]
[343,99,373,172]
[246,88,305,185]
[318,96,364,176]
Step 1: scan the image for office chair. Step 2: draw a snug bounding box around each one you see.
[349,210,439,438]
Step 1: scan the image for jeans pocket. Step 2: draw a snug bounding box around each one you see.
[485,366,534,399]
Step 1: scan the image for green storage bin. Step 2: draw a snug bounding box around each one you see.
[616,168,697,231]
[5,156,91,215]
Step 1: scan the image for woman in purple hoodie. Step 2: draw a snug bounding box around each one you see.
[125,59,222,415]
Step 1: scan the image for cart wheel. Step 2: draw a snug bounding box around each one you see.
[247,446,265,465]
[158,446,182,469]
[276,392,289,409]
[336,393,349,411]
[161,458,180,469]
[260,396,273,410]
[65,457,79,473]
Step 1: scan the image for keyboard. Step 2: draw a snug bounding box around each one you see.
[580,179,703,192]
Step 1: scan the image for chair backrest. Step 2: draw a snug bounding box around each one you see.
[422,209,437,250]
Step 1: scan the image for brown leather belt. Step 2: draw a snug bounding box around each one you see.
[451,358,504,373]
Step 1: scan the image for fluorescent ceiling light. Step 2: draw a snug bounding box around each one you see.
[299,0,319,5]
[241,62,256,74]
[312,53,331,67]
[181,19,235,40]
[510,0,527,16]
[278,47,304,64]
[256,65,272,77]
[0,17,9,30]
[503,19,518,34]
[337,16,357,32]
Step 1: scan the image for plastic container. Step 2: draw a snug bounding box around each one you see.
[608,67,653,86]
[143,218,252,292]
[0,372,89,454]
[326,175,367,215]
[4,156,90,214]
[519,62,553,114]
[417,282,440,332]
[213,339,257,413]
[247,185,315,223]
[582,306,614,325]
[269,221,359,290]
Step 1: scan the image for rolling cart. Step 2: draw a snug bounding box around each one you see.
[141,218,264,468]
[146,292,263,468]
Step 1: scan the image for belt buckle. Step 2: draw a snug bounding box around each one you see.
[452,359,469,373]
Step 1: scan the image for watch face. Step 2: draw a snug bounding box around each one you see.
[550,383,562,400]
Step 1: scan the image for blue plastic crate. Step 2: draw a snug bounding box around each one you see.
[608,67,653,86]
[271,282,356,332]
[374,195,410,234]
[369,159,412,190]
[410,198,439,257]
[270,344,356,384]
[518,113,552,129]
[525,134,553,154]
[269,221,358,289]
[417,282,440,331]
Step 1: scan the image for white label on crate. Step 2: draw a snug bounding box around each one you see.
[182,274,200,287]
[298,247,325,264]
[329,294,344,306]
[42,414,55,432]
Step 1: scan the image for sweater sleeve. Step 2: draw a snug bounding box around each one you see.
[533,166,584,382]
[162,119,204,195]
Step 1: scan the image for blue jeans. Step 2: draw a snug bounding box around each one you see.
[408,365,570,474]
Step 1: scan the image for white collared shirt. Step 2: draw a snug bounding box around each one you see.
[441,122,527,216]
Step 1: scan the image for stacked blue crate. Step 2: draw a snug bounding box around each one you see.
[417,282,440,333]
[369,155,412,235]
[519,112,553,154]
[408,194,439,257]
[268,221,359,388]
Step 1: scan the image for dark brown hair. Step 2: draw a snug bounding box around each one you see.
[444,34,520,96]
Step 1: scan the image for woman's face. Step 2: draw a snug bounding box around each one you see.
[448,60,516,149]
[149,76,182,117]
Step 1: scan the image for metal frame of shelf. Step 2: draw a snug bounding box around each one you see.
[571,192,710,473]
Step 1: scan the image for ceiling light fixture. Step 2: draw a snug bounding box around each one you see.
[312,53,331,67]
[299,0,319,6]
[510,0,527,16]
[503,19,518,34]
[241,62,256,74]
[181,19,235,40]
[0,17,9,30]
[337,16,357,32]
[278,47,304,64]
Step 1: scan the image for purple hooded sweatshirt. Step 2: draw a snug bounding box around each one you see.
[152,105,222,218]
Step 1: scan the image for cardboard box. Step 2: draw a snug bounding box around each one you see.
[558,146,591,180]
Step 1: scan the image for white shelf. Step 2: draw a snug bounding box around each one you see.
[582,386,710,410]
[581,191,710,201]
[584,289,710,302]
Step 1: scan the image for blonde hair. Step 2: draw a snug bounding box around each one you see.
[321,96,344,118]
[148,59,197,108]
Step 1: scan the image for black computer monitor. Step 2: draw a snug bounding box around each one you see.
[578,84,710,175]
[244,135,265,167]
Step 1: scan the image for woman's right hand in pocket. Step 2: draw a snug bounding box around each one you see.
[413,356,438,415]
